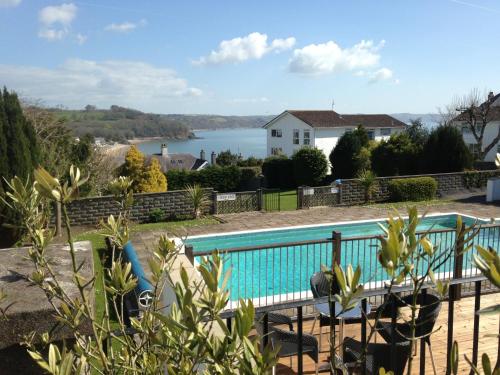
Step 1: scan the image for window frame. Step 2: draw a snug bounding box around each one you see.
[380,128,391,136]
[293,129,300,145]
[303,130,311,145]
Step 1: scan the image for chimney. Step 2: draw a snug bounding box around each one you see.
[200,149,206,160]
[488,91,495,102]
[211,151,217,165]
[161,143,168,157]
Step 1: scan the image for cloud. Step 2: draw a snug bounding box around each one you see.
[230,97,269,103]
[76,33,87,45]
[0,59,202,110]
[368,67,393,83]
[38,3,77,41]
[288,39,386,75]
[193,32,295,65]
[105,18,147,33]
[0,0,21,8]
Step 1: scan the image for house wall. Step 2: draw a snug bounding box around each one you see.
[459,121,500,162]
[266,112,313,157]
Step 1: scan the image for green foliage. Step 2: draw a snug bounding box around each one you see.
[404,118,429,148]
[123,145,145,191]
[371,133,420,176]
[292,147,328,186]
[216,149,241,166]
[137,158,168,193]
[262,155,295,189]
[148,208,165,223]
[357,169,377,202]
[422,125,473,173]
[388,177,437,202]
[237,156,263,167]
[185,184,210,218]
[167,165,242,192]
[330,126,370,178]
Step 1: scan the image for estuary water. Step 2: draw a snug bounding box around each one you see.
[136,128,267,158]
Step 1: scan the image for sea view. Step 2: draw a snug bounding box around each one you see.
[136,128,267,158]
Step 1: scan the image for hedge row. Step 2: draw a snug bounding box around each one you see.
[166,165,261,193]
[387,177,437,202]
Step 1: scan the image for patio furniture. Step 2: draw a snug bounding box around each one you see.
[343,337,411,375]
[255,312,320,375]
[310,272,372,349]
[375,293,441,373]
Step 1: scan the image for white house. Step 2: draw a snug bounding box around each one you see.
[453,91,500,162]
[263,110,406,160]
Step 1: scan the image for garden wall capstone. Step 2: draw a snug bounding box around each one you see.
[64,188,214,226]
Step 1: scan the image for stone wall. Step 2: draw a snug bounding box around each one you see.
[299,170,500,207]
[65,188,214,226]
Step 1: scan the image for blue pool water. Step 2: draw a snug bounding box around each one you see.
[186,214,498,301]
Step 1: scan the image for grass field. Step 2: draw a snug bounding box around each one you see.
[279,189,298,211]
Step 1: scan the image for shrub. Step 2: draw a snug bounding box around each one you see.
[330,126,370,178]
[357,169,377,202]
[166,165,242,192]
[388,177,437,202]
[371,133,420,176]
[422,125,473,173]
[292,147,328,186]
[148,208,165,223]
[262,156,295,188]
[238,166,262,190]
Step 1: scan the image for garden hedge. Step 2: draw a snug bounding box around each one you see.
[388,177,437,202]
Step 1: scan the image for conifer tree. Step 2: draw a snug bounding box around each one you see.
[137,158,167,193]
[0,93,9,184]
[124,145,146,192]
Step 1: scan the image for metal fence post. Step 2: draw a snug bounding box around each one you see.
[297,186,303,209]
[257,188,263,211]
[185,245,194,265]
[453,222,465,300]
[212,190,218,215]
[332,231,341,268]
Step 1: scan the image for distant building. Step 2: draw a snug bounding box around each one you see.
[264,110,406,160]
[146,144,208,173]
[453,91,500,162]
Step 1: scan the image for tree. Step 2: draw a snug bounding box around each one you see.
[292,147,328,186]
[124,145,146,192]
[371,133,420,176]
[405,118,429,148]
[262,156,295,188]
[330,126,370,179]
[137,158,168,193]
[0,93,9,184]
[216,150,241,166]
[453,88,500,161]
[422,125,473,173]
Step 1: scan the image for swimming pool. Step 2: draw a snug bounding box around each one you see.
[186,213,498,303]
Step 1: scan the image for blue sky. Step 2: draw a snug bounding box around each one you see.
[1,0,499,115]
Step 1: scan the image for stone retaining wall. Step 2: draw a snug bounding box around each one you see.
[64,188,214,226]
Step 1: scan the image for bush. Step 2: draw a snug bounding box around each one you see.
[238,166,262,190]
[330,126,370,178]
[148,208,165,223]
[422,125,473,173]
[292,147,328,186]
[262,156,295,189]
[388,177,437,202]
[166,165,242,192]
[371,133,420,176]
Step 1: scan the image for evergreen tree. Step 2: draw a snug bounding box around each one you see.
[329,126,370,179]
[0,93,9,184]
[138,158,168,193]
[124,145,146,192]
[292,147,328,186]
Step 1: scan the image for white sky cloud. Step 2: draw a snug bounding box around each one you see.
[193,32,295,65]
[38,3,77,41]
[0,59,202,109]
[76,33,87,45]
[105,19,147,33]
[230,97,269,103]
[0,0,21,8]
[288,39,386,75]
[368,67,393,83]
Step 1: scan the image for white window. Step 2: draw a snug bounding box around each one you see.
[367,130,375,140]
[293,129,300,145]
[381,128,391,136]
[271,147,283,155]
[303,130,311,145]
[462,126,471,134]
[271,129,282,138]
[469,143,481,158]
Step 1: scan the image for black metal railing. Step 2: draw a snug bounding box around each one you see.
[186,224,500,307]
[220,275,499,375]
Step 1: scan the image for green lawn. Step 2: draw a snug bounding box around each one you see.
[279,189,297,211]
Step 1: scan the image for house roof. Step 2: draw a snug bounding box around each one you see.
[147,153,208,172]
[454,92,500,122]
[265,110,406,129]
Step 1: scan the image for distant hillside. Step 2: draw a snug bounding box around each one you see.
[391,113,441,128]
[53,105,194,142]
[161,114,275,130]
